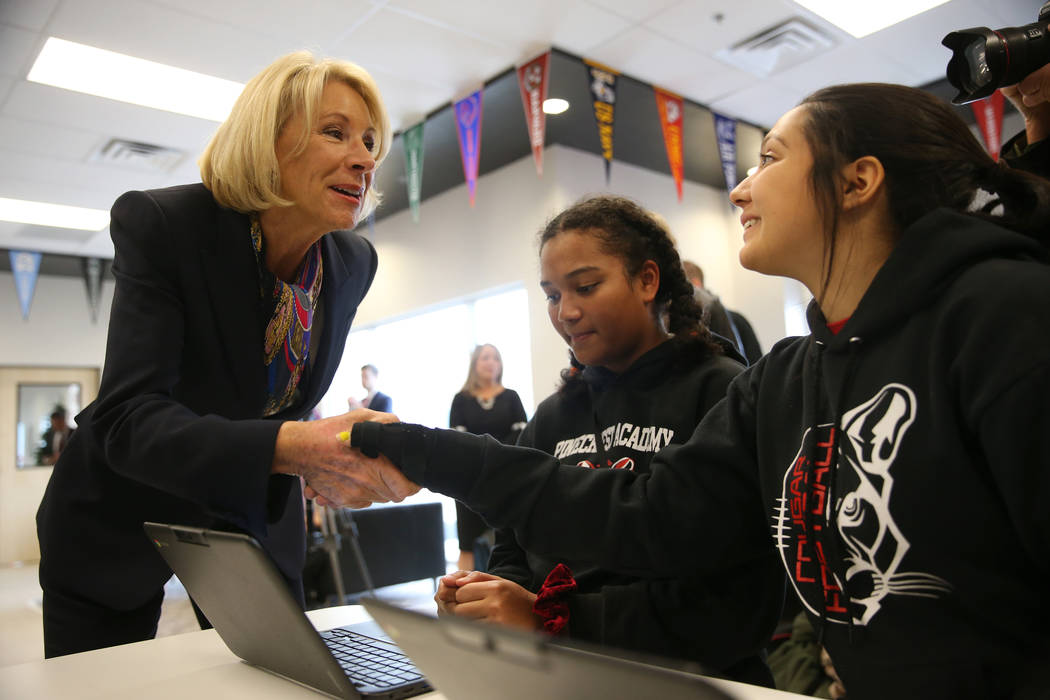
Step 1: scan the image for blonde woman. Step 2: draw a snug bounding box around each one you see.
[36,50,416,657]
[449,344,527,570]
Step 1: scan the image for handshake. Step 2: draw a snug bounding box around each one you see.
[271,408,420,508]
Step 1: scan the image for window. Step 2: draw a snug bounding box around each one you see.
[316,286,534,569]
[317,286,533,425]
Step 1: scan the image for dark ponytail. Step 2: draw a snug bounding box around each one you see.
[976,159,1050,241]
[539,195,721,392]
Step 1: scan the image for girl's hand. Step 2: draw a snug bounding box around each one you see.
[443,571,540,631]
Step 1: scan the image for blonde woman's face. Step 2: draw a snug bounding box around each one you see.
[275,81,378,235]
[475,346,501,382]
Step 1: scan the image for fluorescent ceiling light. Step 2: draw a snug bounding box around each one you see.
[543,98,569,115]
[0,197,109,231]
[28,37,243,122]
[791,0,950,38]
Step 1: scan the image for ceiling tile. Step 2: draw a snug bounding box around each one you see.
[145,0,377,51]
[580,0,682,24]
[586,26,756,105]
[0,23,41,79]
[0,76,13,106]
[3,82,216,160]
[329,7,513,99]
[0,0,60,30]
[708,78,799,128]
[387,0,632,55]
[364,68,457,130]
[859,0,999,86]
[0,115,101,161]
[644,0,805,54]
[774,43,927,97]
[45,0,283,81]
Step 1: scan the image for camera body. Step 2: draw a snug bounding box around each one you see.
[943,1,1050,104]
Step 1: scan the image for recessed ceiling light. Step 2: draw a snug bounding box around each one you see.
[543,98,569,115]
[791,0,950,38]
[28,37,244,122]
[0,197,109,231]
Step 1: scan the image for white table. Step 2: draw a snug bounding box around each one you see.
[0,606,814,699]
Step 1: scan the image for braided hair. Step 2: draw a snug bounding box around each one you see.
[539,195,722,392]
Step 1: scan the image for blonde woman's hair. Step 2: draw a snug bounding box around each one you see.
[461,344,504,394]
[199,51,391,219]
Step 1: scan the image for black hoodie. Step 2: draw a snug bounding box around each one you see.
[355,208,1050,698]
[487,340,783,682]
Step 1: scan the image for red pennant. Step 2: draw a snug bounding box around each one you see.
[517,52,550,177]
[970,91,1004,161]
[654,87,684,202]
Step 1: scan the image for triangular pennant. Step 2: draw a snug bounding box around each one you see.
[517,51,551,177]
[654,87,685,202]
[713,112,738,196]
[970,90,1004,161]
[403,122,425,223]
[584,59,619,184]
[9,250,42,320]
[454,90,484,207]
[81,257,104,323]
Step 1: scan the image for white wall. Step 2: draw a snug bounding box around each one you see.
[0,272,114,369]
[359,144,789,405]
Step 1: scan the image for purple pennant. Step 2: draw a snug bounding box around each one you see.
[714,112,738,197]
[454,90,483,207]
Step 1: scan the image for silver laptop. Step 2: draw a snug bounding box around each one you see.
[362,597,736,700]
[144,522,431,700]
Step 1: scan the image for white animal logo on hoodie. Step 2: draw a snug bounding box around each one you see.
[774,383,952,626]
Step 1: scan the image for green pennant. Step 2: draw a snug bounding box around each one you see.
[403,123,425,224]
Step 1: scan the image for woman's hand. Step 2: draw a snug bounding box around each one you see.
[273,409,419,507]
[436,571,540,631]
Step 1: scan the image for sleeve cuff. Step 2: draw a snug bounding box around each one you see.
[351,421,430,484]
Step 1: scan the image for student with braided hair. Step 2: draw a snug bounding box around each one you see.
[433,195,783,685]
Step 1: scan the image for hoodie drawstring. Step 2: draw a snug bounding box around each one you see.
[806,335,864,646]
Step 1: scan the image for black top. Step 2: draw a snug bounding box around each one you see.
[36,184,377,612]
[487,341,781,681]
[449,389,527,444]
[367,391,392,413]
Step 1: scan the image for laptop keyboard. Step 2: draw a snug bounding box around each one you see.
[321,626,426,690]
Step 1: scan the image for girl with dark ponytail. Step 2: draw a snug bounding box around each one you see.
[434,194,780,686]
[345,84,1050,697]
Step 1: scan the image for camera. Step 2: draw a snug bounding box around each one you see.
[942,1,1050,104]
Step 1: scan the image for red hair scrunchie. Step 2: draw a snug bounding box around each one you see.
[532,563,577,635]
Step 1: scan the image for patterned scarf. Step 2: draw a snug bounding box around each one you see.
[250,216,324,416]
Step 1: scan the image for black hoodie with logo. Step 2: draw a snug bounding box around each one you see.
[355,208,1050,698]
[486,340,784,682]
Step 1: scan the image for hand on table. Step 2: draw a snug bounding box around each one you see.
[273,408,419,508]
[434,570,539,631]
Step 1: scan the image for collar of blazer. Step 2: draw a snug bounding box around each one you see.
[198,201,357,418]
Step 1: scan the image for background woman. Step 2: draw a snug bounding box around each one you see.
[346,84,1050,697]
[437,197,782,685]
[448,343,527,571]
[35,50,414,658]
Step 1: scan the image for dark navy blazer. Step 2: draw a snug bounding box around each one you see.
[37,183,377,610]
